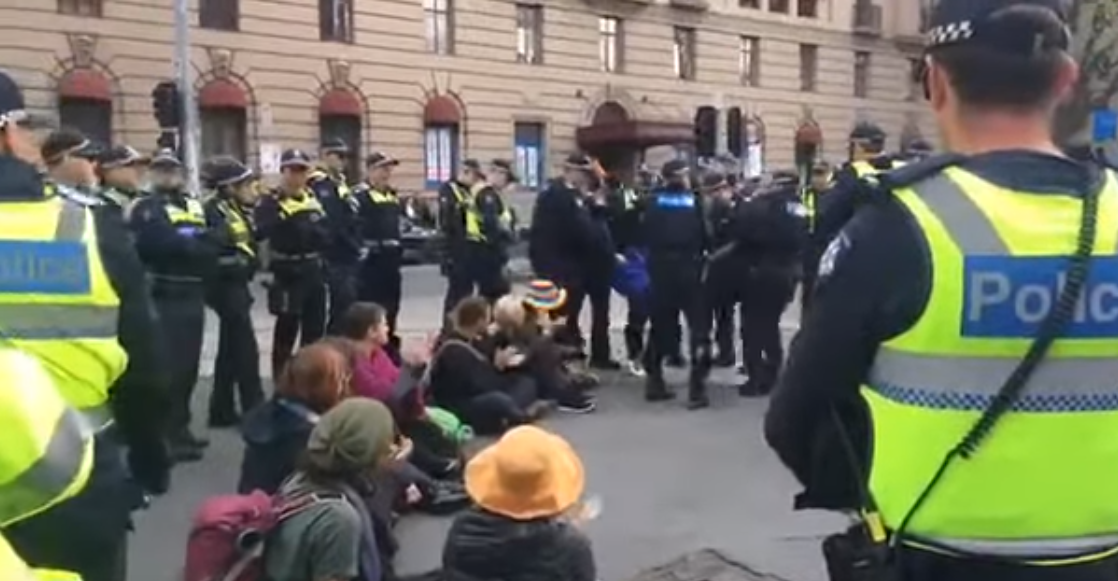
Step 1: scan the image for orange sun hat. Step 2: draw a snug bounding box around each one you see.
[464,425,585,520]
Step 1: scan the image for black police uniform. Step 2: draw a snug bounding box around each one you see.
[467,159,515,302]
[641,160,712,409]
[440,159,513,310]
[355,152,404,349]
[0,73,171,580]
[438,172,474,315]
[202,158,264,427]
[308,138,363,333]
[96,145,148,217]
[703,173,741,367]
[131,149,218,458]
[255,149,330,378]
[732,175,808,397]
[767,2,1102,580]
[605,179,648,363]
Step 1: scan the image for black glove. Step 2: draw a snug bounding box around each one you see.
[128,438,171,496]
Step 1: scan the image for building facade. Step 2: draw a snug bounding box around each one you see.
[2,0,935,193]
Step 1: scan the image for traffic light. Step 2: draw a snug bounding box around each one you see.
[726,107,743,157]
[694,106,718,158]
[151,81,181,129]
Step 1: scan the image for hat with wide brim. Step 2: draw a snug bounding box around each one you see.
[523,280,567,312]
[465,425,585,520]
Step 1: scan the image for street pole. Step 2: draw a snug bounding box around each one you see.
[173,0,201,194]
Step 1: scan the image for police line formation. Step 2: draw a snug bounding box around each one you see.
[5,0,1118,580]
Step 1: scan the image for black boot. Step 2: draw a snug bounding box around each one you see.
[167,436,204,463]
[687,375,710,410]
[644,373,675,402]
[738,377,771,397]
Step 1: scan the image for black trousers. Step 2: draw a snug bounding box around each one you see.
[442,244,510,316]
[206,279,264,420]
[152,283,206,437]
[360,249,402,343]
[326,261,360,334]
[741,272,795,389]
[6,435,140,581]
[270,273,327,378]
[458,378,537,435]
[623,295,649,360]
[562,278,612,360]
[644,256,711,375]
[713,303,736,358]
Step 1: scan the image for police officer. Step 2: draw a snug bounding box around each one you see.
[703,171,741,367]
[800,160,833,314]
[309,138,363,333]
[202,157,264,428]
[256,148,330,378]
[766,2,1118,580]
[642,159,711,409]
[606,173,649,375]
[95,145,149,217]
[902,137,934,162]
[355,151,404,350]
[469,158,516,301]
[132,149,218,461]
[40,129,100,192]
[439,158,488,315]
[0,70,169,581]
[732,171,807,397]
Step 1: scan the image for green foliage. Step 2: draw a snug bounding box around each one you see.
[1057,0,1118,141]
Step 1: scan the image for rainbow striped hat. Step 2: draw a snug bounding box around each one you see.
[523,280,567,312]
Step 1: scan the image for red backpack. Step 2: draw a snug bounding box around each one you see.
[183,490,331,581]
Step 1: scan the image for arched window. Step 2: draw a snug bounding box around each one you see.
[58,69,113,146]
[423,95,462,189]
[198,79,248,161]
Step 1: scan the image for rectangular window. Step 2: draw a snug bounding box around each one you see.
[854,51,871,98]
[58,0,101,16]
[200,0,239,30]
[769,0,789,13]
[513,122,546,190]
[598,16,622,73]
[424,0,454,54]
[739,36,760,86]
[58,98,112,146]
[796,0,817,17]
[319,115,362,182]
[320,0,354,43]
[673,27,696,81]
[799,44,818,92]
[738,0,759,7]
[515,5,543,64]
[200,108,248,162]
[424,124,459,188]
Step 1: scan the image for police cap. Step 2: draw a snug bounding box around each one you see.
[366,151,399,169]
[150,148,183,170]
[97,145,149,170]
[661,159,689,179]
[462,158,485,177]
[320,137,349,155]
[279,148,313,170]
[205,156,254,188]
[490,158,517,183]
[926,0,1070,55]
[0,70,53,130]
[850,121,886,144]
[41,128,100,165]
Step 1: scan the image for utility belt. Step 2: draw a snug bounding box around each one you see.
[270,251,321,263]
[150,273,204,285]
[364,239,401,251]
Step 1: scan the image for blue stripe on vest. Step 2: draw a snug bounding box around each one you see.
[655,194,695,209]
[962,255,1118,339]
[0,241,92,294]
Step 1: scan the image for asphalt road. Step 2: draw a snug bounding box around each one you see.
[129,264,839,581]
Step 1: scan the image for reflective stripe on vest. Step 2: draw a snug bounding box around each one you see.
[164,197,206,226]
[0,350,94,527]
[851,159,904,178]
[278,192,323,218]
[216,199,255,259]
[367,188,397,205]
[864,167,1118,558]
[0,197,127,426]
[464,182,512,243]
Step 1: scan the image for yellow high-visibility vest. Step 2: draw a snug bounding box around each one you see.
[0,194,127,431]
[0,349,94,526]
[277,191,324,219]
[851,158,905,178]
[214,199,255,260]
[864,166,1118,562]
[366,187,398,205]
[453,182,512,243]
[164,197,206,226]
[1,531,82,581]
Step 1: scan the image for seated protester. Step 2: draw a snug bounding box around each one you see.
[443,426,597,581]
[265,398,395,581]
[522,283,601,392]
[337,302,465,478]
[239,343,350,494]
[489,295,595,414]
[429,296,546,435]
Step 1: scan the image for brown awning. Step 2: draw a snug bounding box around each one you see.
[576,121,694,152]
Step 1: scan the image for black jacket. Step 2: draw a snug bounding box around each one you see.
[131,190,220,283]
[308,170,363,264]
[528,180,605,285]
[442,507,596,581]
[238,397,315,494]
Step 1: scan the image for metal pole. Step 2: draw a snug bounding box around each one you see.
[173,0,201,194]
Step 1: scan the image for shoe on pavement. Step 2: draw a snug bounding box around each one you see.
[665,353,687,368]
[168,440,204,464]
[712,352,736,368]
[644,375,676,402]
[558,396,597,414]
[207,413,240,429]
[626,359,646,377]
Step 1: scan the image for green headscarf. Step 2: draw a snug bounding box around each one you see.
[307,399,396,473]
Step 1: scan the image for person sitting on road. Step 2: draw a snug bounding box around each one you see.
[521,282,601,390]
[429,296,547,435]
[336,302,467,479]
[443,425,597,581]
[264,398,397,581]
[487,295,596,414]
